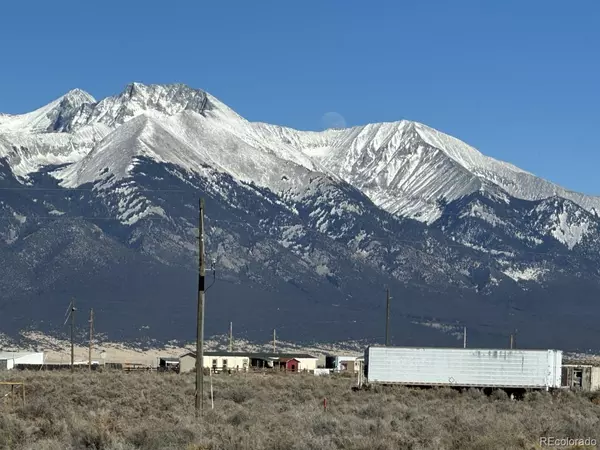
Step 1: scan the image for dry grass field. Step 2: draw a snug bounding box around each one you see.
[1,370,599,450]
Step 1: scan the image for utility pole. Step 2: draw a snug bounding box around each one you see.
[509,333,514,349]
[88,308,94,371]
[385,288,391,346]
[195,198,206,418]
[273,329,276,353]
[70,299,76,373]
[463,326,467,349]
[229,322,233,353]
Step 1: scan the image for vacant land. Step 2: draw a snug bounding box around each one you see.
[1,370,599,450]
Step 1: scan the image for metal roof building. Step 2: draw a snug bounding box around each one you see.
[0,351,44,370]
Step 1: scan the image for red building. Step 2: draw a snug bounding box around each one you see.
[280,358,300,372]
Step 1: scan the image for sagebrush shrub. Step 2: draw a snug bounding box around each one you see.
[0,370,598,450]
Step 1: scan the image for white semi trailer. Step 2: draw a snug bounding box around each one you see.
[362,346,562,391]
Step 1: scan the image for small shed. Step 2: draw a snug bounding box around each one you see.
[325,355,360,372]
[562,364,600,392]
[263,353,318,372]
[158,357,179,372]
[179,352,197,374]
[287,354,318,372]
[280,358,300,372]
[250,356,274,369]
[317,355,326,368]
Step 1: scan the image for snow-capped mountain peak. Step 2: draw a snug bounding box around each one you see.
[259,117,600,223]
[4,82,600,351]
[0,88,96,134]
[63,83,211,132]
[2,81,600,227]
[61,88,96,105]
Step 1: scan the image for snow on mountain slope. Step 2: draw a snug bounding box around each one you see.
[531,197,594,250]
[296,121,486,222]
[0,124,112,179]
[3,81,600,228]
[5,83,600,349]
[1,83,214,181]
[245,120,491,221]
[66,83,210,131]
[0,89,111,178]
[414,123,600,219]
[252,119,600,223]
[0,89,96,133]
[49,84,354,217]
[53,107,338,219]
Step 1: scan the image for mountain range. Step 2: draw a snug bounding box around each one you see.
[1,82,599,352]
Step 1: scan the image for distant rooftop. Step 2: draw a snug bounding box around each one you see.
[0,351,41,360]
[182,351,317,359]
[563,360,600,367]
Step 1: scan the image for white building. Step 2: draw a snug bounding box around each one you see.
[294,356,318,372]
[326,355,361,372]
[0,351,44,370]
[179,351,250,374]
[178,351,318,373]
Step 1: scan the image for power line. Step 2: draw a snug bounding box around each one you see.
[205,260,217,292]
[4,213,584,262]
[1,184,593,222]
[207,218,581,259]
[2,213,589,259]
[11,216,179,221]
[62,299,76,373]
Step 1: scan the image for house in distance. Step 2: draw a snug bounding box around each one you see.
[178,351,318,373]
[0,351,44,370]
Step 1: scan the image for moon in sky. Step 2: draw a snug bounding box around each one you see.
[321,111,347,130]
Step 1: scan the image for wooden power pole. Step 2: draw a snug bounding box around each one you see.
[229,322,233,352]
[88,308,94,371]
[509,333,514,349]
[385,288,391,346]
[70,299,76,373]
[463,327,467,348]
[195,198,206,418]
[273,329,276,353]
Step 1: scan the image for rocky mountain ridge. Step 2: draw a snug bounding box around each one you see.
[1,82,599,351]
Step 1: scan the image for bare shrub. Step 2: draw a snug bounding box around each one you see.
[490,389,509,401]
[0,414,27,449]
[1,370,599,450]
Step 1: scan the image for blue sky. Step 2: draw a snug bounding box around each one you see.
[1,0,598,194]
